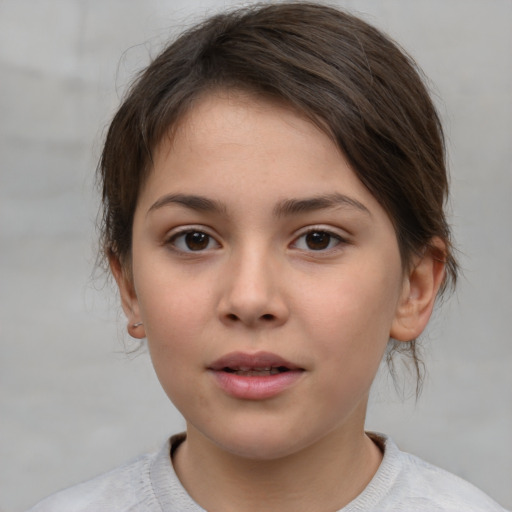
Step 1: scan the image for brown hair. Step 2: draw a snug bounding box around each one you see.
[98,2,458,390]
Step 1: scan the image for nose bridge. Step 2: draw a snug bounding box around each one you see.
[219,239,287,326]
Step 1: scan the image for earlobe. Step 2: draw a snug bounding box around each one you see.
[109,254,146,339]
[390,238,446,342]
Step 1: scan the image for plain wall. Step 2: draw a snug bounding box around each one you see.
[1,1,511,510]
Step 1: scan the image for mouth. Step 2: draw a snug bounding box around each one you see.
[209,351,302,375]
[222,366,291,376]
[208,351,304,400]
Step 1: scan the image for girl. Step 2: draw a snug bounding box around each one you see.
[29,3,507,511]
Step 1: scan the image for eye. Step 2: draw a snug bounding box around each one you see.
[293,230,343,251]
[168,230,220,252]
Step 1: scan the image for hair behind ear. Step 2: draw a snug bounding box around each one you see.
[391,238,446,342]
[387,238,447,397]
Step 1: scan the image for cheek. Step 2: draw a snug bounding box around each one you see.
[140,287,208,407]
[141,290,209,351]
[133,269,210,372]
[134,254,213,332]
[308,268,400,328]
[298,263,402,364]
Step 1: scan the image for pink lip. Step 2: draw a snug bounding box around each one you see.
[209,351,301,371]
[208,351,305,400]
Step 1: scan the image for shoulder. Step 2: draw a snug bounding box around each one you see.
[26,450,160,512]
[396,450,506,511]
[361,434,509,512]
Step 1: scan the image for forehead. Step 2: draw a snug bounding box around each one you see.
[141,91,384,220]
[163,90,333,157]
[153,91,340,180]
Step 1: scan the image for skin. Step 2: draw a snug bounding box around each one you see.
[112,91,445,512]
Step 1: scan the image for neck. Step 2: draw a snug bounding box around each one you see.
[173,423,382,512]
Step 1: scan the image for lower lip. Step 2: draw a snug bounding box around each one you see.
[210,370,304,400]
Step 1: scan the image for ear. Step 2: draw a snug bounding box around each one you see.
[390,238,446,342]
[109,254,145,339]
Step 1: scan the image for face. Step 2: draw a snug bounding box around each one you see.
[120,92,410,460]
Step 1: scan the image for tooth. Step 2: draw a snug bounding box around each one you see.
[234,366,272,372]
[233,369,274,376]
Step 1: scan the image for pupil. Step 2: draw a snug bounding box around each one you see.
[185,232,209,250]
[306,231,330,250]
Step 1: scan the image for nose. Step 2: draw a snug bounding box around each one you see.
[217,247,289,328]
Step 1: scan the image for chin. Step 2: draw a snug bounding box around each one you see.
[200,417,323,462]
[217,435,302,461]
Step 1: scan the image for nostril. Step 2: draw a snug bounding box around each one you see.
[221,311,281,325]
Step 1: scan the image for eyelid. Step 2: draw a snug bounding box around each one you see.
[293,224,350,240]
[164,225,221,252]
[290,225,350,251]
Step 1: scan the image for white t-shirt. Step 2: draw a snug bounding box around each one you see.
[27,433,508,511]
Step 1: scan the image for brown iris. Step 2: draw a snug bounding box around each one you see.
[185,232,210,251]
[305,231,332,250]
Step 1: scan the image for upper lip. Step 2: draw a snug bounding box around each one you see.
[208,351,302,371]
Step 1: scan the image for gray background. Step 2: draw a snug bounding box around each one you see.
[1,1,511,510]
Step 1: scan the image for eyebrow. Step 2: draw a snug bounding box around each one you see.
[147,192,370,217]
[147,193,227,216]
[273,193,371,217]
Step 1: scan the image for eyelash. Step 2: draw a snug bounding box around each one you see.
[292,228,347,252]
[165,227,348,254]
[165,228,220,253]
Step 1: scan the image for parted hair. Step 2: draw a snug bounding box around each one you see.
[98,2,458,390]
